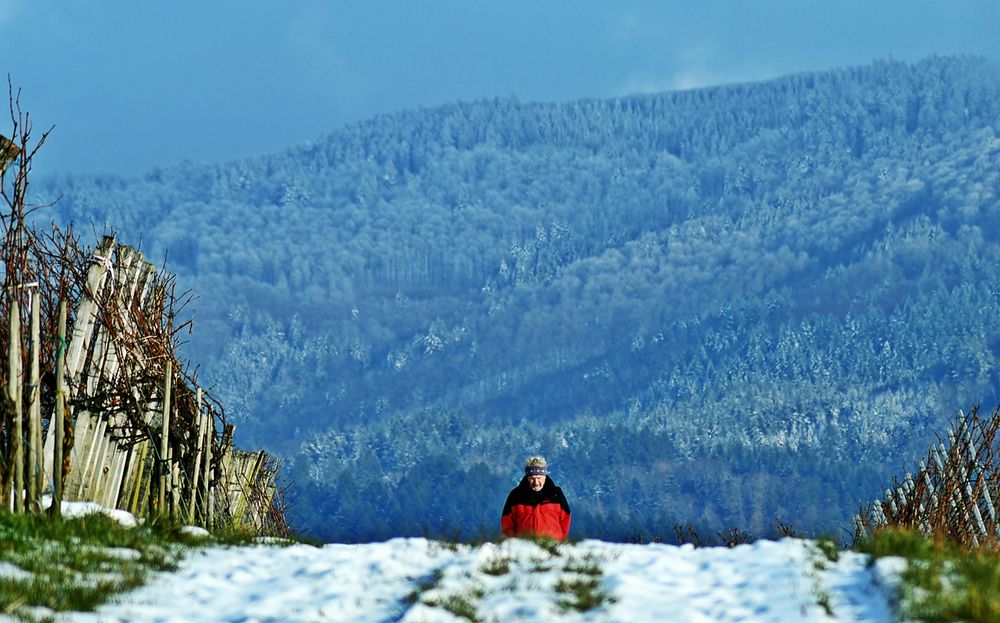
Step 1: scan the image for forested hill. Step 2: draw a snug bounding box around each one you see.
[36,56,1000,541]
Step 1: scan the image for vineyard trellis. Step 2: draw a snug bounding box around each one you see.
[1,90,287,535]
[854,405,1000,549]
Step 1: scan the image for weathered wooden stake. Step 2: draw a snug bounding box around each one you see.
[203,412,214,529]
[166,445,174,515]
[65,237,115,380]
[51,301,67,517]
[87,429,111,502]
[127,440,149,515]
[28,290,41,509]
[9,298,23,512]
[107,441,129,509]
[77,419,106,498]
[237,451,266,526]
[919,459,939,516]
[220,433,234,521]
[158,360,172,514]
[872,500,887,526]
[170,451,181,517]
[189,388,205,523]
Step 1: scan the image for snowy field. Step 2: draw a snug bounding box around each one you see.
[63,535,904,623]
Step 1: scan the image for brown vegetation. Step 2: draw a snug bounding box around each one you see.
[0,84,288,535]
[855,405,1000,549]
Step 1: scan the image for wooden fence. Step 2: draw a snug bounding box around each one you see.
[3,235,286,534]
[854,405,1000,548]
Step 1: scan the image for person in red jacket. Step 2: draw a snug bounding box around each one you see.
[500,456,571,541]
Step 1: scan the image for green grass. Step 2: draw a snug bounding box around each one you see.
[555,553,615,613]
[479,554,513,576]
[0,511,180,620]
[0,510,293,622]
[815,536,841,564]
[856,528,1000,623]
[519,535,563,557]
[806,536,842,617]
[404,569,444,605]
[564,553,604,576]
[406,569,485,622]
[417,583,484,622]
[425,591,481,622]
[555,575,613,613]
[815,590,833,617]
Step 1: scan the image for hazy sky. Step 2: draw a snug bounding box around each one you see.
[3,0,998,177]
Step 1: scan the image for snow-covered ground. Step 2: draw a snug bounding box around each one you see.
[8,502,902,622]
[64,535,903,623]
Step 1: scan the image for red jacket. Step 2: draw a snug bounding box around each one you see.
[500,476,571,541]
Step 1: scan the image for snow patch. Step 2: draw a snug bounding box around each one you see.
[41,496,139,528]
[179,525,210,539]
[67,537,903,622]
[0,561,32,580]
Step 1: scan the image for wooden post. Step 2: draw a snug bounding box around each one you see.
[64,236,115,382]
[28,289,42,510]
[9,298,23,512]
[158,361,172,514]
[86,431,111,502]
[138,398,163,515]
[203,412,214,529]
[55,239,113,497]
[949,429,987,540]
[188,388,205,523]
[126,440,149,515]
[102,442,123,509]
[166,445,174,515]
[237,451,266,526]
[872,500,887,526]
[219,431,235,522]
[66,413,95,497]
[919,459,939,517]
[170,451,181,517]
[51,301,67,517]
[77,419,106,498]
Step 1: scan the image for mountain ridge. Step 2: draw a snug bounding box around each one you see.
[34,55,1000,540]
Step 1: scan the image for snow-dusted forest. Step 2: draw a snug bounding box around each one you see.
[34,56,1000,542]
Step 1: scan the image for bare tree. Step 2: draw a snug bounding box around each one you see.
[0,80,287,533]
[0,78,65,510]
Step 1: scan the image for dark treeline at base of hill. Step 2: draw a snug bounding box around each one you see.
[36,56,1000,542]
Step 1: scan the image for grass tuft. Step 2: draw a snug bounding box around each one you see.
[404,569,444,605]
[479,555,512,576]
[555,575,613,612]
[0,509,299,621]
[431,592,479,621]
[815,590,833,616]
[522,535,562,557]
[815,536,841,564]
[0,510,184,619]
[857,528,1000,623]
[564,553,603,576]
[421,586,484,622]
[555,552,615,613]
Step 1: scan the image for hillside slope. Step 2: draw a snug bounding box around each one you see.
[35,56,1000,540]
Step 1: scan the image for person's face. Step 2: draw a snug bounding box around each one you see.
[528,474,546,491]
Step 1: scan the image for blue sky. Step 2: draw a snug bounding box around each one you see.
[3,0,998,177]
